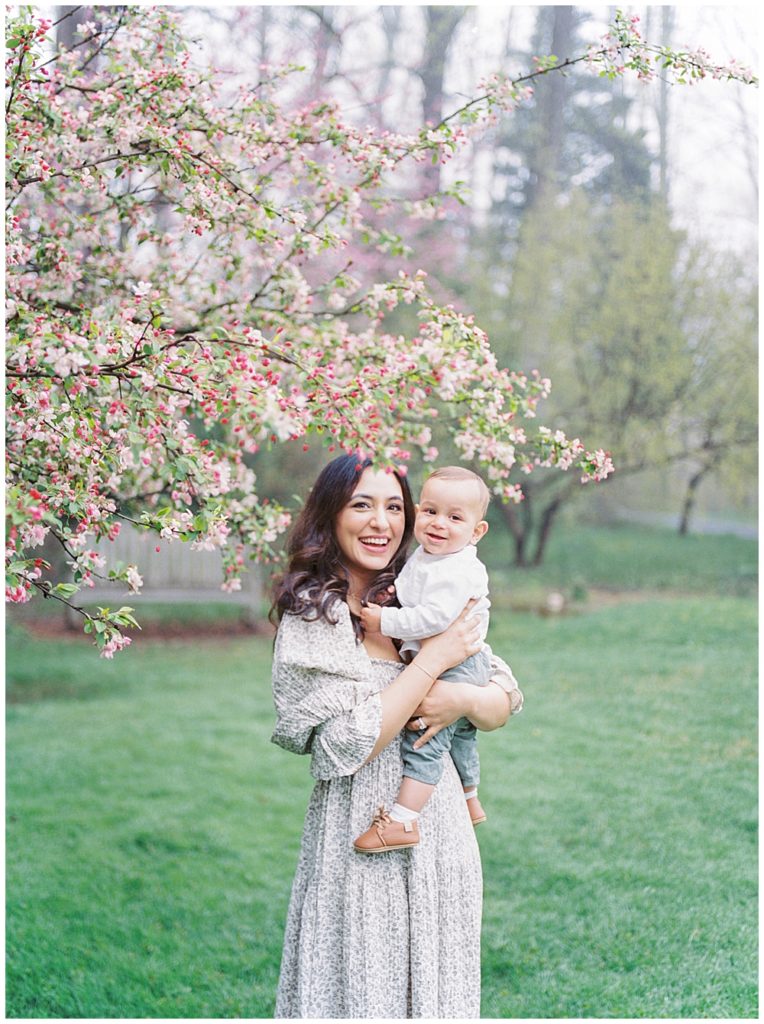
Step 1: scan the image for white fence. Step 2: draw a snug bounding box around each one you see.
[72,525,263,622]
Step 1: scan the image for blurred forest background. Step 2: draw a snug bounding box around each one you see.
[23,2,758,607]
[169,1,758,572]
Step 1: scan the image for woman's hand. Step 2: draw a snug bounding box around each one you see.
[417,598,482,676]
[407,675,513,749]
[406,679,473,749]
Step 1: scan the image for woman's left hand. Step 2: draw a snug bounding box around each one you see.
[406,680,473,750]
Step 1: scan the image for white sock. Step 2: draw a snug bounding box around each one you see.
[463,788,478,801]
[390,802,420,823]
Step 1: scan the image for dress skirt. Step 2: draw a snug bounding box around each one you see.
[274,659,483,1019]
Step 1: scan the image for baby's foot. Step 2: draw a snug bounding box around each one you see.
[353,806,420,853]
[466,795,487,826]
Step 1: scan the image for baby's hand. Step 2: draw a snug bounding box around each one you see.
[360,602,383,634]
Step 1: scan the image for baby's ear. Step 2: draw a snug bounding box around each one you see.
[472,520,489,543]
[414,503,420,515]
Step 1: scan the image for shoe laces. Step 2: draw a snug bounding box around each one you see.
[371,806,392,828]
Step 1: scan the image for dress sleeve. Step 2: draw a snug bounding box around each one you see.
[270,604,384,780]
[488,652,524,716]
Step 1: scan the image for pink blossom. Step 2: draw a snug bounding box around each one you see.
[100,634,132,659]
[20,523,48,547]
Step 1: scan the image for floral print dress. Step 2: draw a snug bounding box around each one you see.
[270,601,521,1019]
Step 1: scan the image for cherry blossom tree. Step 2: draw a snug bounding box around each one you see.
[5,7,756,654]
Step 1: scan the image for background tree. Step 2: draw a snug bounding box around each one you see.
[5,7,755,648]
[488,193,692,565]
[453,5,655,366]
[189,6,757,554]
[674,250,758,535]
[5,5,630,650]
[447,5,757,564]
[489,7,652,237]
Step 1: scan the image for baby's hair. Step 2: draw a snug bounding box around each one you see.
[425,466,490,518]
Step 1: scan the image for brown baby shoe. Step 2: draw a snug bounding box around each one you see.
[354,807,420,853]
[467,796,487,826]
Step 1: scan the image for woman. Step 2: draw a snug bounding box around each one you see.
[270,454,523,1018]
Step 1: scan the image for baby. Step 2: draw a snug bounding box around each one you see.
[354,465,493,854]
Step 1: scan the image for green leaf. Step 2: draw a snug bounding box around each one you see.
[112,610,141,629]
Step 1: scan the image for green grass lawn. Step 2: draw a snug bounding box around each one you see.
[481,597,758,1018]
[6,582,757,1017]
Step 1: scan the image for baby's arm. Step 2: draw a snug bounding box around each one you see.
[380,575,474,641]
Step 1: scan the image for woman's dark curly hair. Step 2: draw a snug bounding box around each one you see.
[270,454,415,640]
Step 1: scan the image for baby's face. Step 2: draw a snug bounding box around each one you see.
[414,478,487,556]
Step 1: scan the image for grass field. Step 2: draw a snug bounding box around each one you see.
[5,524,758,1018]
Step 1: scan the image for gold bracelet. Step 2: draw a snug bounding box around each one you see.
[410,661,436,682]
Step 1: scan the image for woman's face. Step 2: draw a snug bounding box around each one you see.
[334,468,407,585]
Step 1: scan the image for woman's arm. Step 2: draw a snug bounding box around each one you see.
[407,679,511,750]
[464,679,512,730]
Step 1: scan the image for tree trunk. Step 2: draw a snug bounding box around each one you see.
[657,6,674,200]
[257,5,272,68]
[309,6,340,95]
[498,493,533,567]
[532,496,563,565]
[678,464,709,536]
[525,5,575,212]
[56,6,89,51]
[417,6,466,194]
[376,5,402,122]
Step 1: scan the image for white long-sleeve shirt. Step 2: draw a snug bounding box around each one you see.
[379,543,491,659]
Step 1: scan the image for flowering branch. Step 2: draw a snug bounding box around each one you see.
[5,6,754,653]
